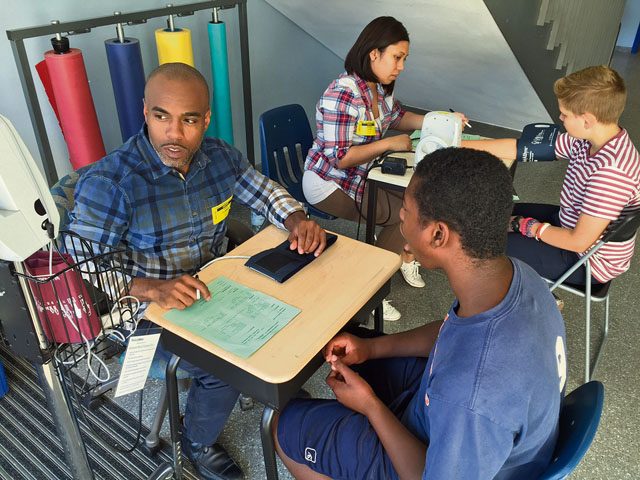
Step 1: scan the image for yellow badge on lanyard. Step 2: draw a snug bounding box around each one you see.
[211,195,233,225]
[355,120,377,137]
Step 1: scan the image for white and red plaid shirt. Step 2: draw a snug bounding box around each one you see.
[304,73,405,203]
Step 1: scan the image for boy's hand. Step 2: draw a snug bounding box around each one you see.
[326,359,377,415]
[324,333,371,366]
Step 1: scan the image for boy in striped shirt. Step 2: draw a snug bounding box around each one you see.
[463,65,640,286]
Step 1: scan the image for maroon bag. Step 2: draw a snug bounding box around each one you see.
[24,251,101,344]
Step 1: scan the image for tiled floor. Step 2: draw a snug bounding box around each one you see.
[112,48,640,479]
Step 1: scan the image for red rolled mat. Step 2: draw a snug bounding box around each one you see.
[36,48,106,170]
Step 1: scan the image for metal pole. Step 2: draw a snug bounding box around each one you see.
[260,407,278,480]
[36,363,95,480]
[10,39,58,186]
[114,12,125,43]
[12,262,93,479]
[238,0,255,165]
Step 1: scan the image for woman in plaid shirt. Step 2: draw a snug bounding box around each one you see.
[302,17,466,320]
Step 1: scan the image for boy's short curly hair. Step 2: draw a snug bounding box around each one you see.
[553,65,626,124]
[411,148,513,260]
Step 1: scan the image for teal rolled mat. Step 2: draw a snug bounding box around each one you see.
[206,21,234,144]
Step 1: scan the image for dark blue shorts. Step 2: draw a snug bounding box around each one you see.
[277,356,427,479]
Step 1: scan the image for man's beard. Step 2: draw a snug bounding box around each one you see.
[152,142,195,172]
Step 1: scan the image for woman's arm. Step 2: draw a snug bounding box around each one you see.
[394,111,424,131]
[337,134,412,169]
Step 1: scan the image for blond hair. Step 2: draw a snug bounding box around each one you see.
[553,65,626,124]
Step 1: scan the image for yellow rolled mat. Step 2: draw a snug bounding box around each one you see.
[155,28,194,66]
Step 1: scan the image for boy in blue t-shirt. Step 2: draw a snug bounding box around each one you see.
[273,147,567,479]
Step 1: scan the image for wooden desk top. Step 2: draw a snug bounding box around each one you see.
[145,226,401,384]
[369,150,515,188]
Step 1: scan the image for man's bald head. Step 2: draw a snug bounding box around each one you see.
[142,63,211,175]
[145,62,210,101]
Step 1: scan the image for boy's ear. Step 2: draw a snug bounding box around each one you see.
[582,112,598,130]
[431,221,450,248]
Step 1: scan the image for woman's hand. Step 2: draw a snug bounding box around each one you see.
[452,111,470,130]
[383,134,412,152]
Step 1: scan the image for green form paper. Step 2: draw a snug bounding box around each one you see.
[164,276,301,358]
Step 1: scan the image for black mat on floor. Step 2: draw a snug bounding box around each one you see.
[0,345,198,480]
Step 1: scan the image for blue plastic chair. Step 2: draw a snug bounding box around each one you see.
[539,381,604,479]
[259,104,335,220]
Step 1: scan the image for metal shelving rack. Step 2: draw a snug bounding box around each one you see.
[6,1,254,187]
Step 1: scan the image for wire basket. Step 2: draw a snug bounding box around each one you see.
[13,231,137,376]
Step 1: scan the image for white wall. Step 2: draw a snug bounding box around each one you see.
[0,0,342,180]
[248,0,342,160]
[265,0,553,130]
[617,0,640,48]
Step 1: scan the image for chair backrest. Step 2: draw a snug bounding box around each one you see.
[539,381,604,480]
[49,168,87,232]
[258,104,313,205]
[602,209,640,243]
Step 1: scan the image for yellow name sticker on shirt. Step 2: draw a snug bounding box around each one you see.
[211,195,233,225]
[355,120,377,137]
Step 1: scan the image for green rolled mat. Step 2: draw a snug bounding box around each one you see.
[206,21,234,144]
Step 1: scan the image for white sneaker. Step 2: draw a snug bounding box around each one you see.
[382,299,401,321]
[400,261,426,288]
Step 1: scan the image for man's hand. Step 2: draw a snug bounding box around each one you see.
[130,274,210,310]
[283,211,327,256]
[324,332,372,366]
[326,359,378,416]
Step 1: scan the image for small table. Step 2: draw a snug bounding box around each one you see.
[145,226,401,479]
[365,151,516,244]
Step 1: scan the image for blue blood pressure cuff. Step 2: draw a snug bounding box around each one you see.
[516,123,560,162]
[245,233,338,283]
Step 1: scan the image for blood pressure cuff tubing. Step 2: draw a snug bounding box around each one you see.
[516,123,560,162]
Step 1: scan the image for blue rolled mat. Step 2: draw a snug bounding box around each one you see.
[105,37,146,142]
[207,21,234,145]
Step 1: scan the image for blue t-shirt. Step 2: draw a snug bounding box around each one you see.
[402,258,567,479]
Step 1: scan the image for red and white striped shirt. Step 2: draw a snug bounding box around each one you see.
[555,129,640,282]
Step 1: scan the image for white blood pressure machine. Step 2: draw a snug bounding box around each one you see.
[0,114,59,262]
[414,111,463,165]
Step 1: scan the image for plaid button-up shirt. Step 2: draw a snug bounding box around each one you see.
[305,73,405,203]
[69,128,303,281]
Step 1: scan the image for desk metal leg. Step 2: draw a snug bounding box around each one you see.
[373,305,384,334]
[167,354,184,479]
[260,406,279,480]
[365,180,378,245]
